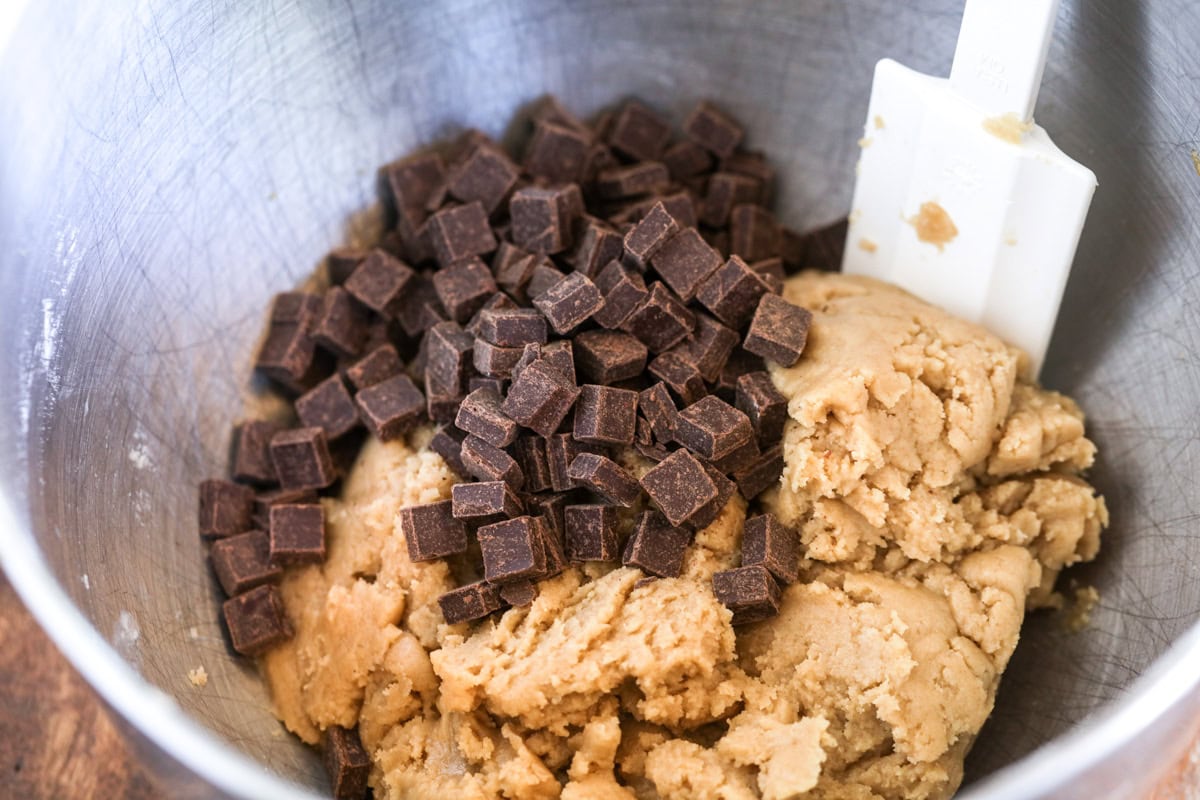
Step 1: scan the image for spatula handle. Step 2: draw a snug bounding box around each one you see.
[948,0,1060,121]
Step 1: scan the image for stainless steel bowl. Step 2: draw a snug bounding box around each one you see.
[2,1,1199,797]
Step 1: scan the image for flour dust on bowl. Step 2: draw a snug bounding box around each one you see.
[0,2,1198,799]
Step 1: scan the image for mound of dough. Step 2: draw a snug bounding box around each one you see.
[261,272,1106,799]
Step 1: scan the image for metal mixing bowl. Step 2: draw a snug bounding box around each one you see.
[2,1,1199,797]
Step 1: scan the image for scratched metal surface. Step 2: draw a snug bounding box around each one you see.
[0,1,1198,797]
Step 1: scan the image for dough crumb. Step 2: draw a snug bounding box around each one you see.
[858,238,878,253]
[874,114,886,129]
[858,136,873,148]
[1064,585,1100,633]
[187,666,208,688]
[908,200,958,250]
[983,113,1033,144]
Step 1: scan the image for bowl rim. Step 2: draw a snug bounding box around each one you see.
[4,484,1200,798]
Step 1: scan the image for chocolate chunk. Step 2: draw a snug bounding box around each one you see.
[695,255,771,330]
[326,247,369,286]
[439,580,502,624]
[255,293,324,391]
[638,383,679,443]
[199,479,255,540]
[471,339,522,379]
[701,172,761,228]
[595,162,670,199]
[511,436,552,493]
[502,360,581,437]
[732,443,783,500]
[394,272,447,338]
[622,510,691,578]
[478,516,547,584]
[398,500,468,562]
[345,344,403,392]
[573,385,638,446]
[296,375,361,440]
[736,371,789,445]
[545,433,584,492]
[743,294,813,366]
[231,421,283,486]
[455,387,519,448]
[510,184,584,254]
[270,428,337,491]
[650,228,723,302]
[425,202,497,267]
[222,584,292,656]
[345,249,415,318]
[639,449,721,528]
[532,95,590,133]
[526,261,566,299]
[620,282,695,353]
[670,313,738,383]
[524,119,591,184]
[382,152,446,225]
[210,530,282,597]
[674,396,754,462]
[494,253,539,300]
[683,101,744,159]
[569,216,624,279]
[433,258,498,324]
[730,204,780,263]
[527,491,572,537]
[647,352,707,406]
[447,143,520,214]
[492,240,530,275]
[567,453,641,506]
[593,261,650,329]
[425,320,475,393]
[268,503,326,565]
[573,330,648,385]
[703,227,730,259]
[711,435,761,475]
[429,425,468,476]
[477,308,548,347]
[719,150,775,203]
[622,201,680,270]
[564,504,621,562]
[498,580,538,608]
[355,374,426,441]
[465,292,517,337]
[796,218,849,272]
[662,140,713,180]
[635,438,672,463]
[311,287,370,359]
[424,371,462,424]
[532,271,603,335]
[452,480,524,520]
[743,514,799,584]
[712,564,781,625]
[323,726,371,800]
[460,435,524,489]
[540,340,577,384]
[252,487,318,530]
[716,346,766,401]
[690,459,737,530]
[606,101,672,162]
[749,257,785,293]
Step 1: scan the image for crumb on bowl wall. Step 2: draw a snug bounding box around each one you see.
[187,666,208,688]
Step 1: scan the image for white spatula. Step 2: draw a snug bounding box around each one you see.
[842,0,1096,375]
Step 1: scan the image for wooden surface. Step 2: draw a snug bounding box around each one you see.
[0,576,159,800]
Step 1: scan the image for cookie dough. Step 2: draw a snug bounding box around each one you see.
[262,272,1106,799]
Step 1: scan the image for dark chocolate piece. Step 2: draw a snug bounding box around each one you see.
[268,503,326,565]
[638,449,720,528]
[638,383,678,443]
[732,443,783,500]
[784,218,848,272]
[670,313,738,384]
[695,255,771,330]
[222,584,292,656]
[326,247,368,286]
[606,101,672,162]
[689,459,737,530]
[700,172,761,228]
[424,371,462,424]
[526,261,566,299]
[526,491,572,538]
[455,387,518,448]
[729,204,780,263]
[345,344,404,392]
[394,272,447,338]
[255,293,323,391]
[472,338,523,379]
[567,453,641,506]
[296,375,361,440]
[595,162,670,199]
[647,352,707,406]
[736,371,789,446]
[719,150,775,204]
[452,480,524,520]
[649,228,723,302]
[512,436,553,493]
[429,425,468,476]
[711,435,761,475]
[398,500,469,562]
[540,340,577,384]
[524,120,591,184]
[324,726,371,800]
[712,564,781,625]
[573,385,638,446]
[743,294,813,367]
[673,396,754,462]
[355,374,426,441]
[749,257,786,293]
[619,282,695,353]
[425,202,497,267]
[465,291,517,338]
[447,143,520,214]
[210,529,281,597]
[532,271,603,334]
[252,487,318,530]
[460,435,524,489]
[510,184,584,254]
[269,428,337,491]
[569,216,624,279]
[573,330,648,385]
[622,510,691,578]
[477,308,548,347]
[623,201,680,270]
[592,261,649,329]
[716,346,766,401]
[634,438,672,463]
[311,287,369,359]
[662,140,713,180]
[501,360,581,438]
[683,100,744,158]
[425,320,475,394]
[344,249,415,318]
[382,152,446,225]
[545,433,584,493]
[231,421,283,486]
[477,516,547,584]
[439,580,502,624]
[564,504,621,562]
[742,513,799,584]
[433,258,498,324]
[498,580,538,608]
